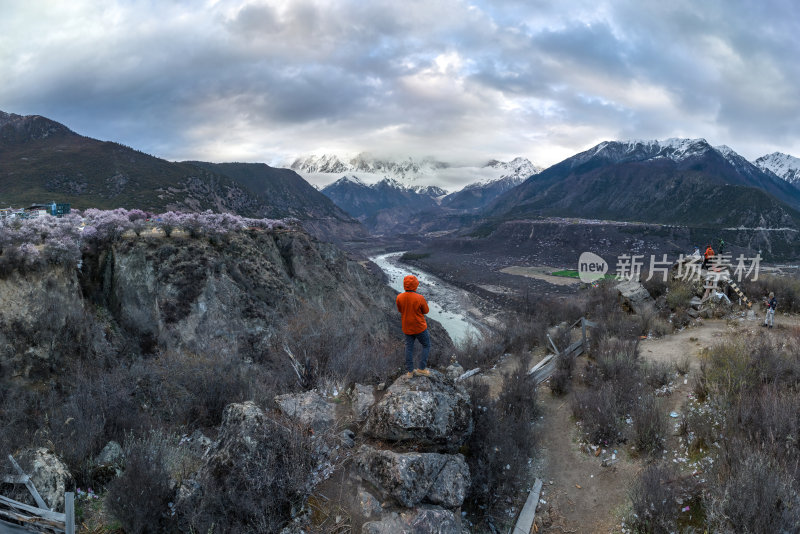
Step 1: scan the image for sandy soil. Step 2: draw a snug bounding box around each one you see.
[500,265,580,287]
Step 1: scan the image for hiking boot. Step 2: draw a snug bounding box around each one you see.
[769,325,774,328]
[405,371,413,378]
[762,323,768,327]
[414,368,431,377]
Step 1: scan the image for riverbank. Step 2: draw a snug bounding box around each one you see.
[369,252,491,344]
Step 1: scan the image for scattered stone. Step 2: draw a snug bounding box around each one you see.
[358,488,382,518]
[275,390,336,434]
[352,384,376,421]
[445,362,464,381]
[340,429,357,449]
[355,445,470,508]
[362,505,460,534]
[363,370,473,451]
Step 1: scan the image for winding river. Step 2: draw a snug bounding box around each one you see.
[370,252,484,344]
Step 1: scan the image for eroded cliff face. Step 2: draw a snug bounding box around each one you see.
[0,267,100,380]
[96,229,399,355]
[1,228,452,383]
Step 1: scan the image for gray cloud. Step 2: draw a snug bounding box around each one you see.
[1,0,799,173]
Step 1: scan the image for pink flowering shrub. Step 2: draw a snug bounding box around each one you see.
[0,209,288,275]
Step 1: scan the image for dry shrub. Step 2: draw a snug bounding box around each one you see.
[706,448,800,533]
[665,279,694,310]
[573,338,647,446]
[181,416,315,534]
[644,360,673,389]
[741,273,800,313]
[694,332,800,533]
[280,306,397,388]
[464,358,538,526]
[674,353,692,376]
[549,367,571,396]
[106,431,185,534]
[631,394,667,456]
[629,463,680,534]
[572,384,622,445]
[131,350,257,428]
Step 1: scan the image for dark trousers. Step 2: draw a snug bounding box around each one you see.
[404,329,430,373]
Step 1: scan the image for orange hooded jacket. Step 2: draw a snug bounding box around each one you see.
[396,275,429,335]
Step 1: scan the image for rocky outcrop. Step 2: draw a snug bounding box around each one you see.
[363,371,472,451]
[275,390,336,434]
[2,227,455,384]
[176,401,315,533]
[351,383,376,421]
[15,448,73,511]
[361,505,461,534]
[355,445,469,508]
[91,440,124,485]
[0,267,107,381]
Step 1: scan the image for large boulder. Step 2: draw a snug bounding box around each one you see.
[275,390,336,434]
[615,279,655,314]
[363,371,472,451]
[355,445,469,508]
[362,505,461,534]
[15,448,73,511]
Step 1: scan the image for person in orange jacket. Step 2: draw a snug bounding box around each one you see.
[702,244,715,270]
[396,275,431,377]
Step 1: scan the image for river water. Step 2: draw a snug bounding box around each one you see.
[369,252,483,344]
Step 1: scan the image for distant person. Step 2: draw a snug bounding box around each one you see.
[396,275,431,377]
[692,246,701,258]
[702,244,715,270]
[718,238,725,255]
[763,291,777,329]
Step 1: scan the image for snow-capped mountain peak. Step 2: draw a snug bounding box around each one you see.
[331,175,367,187]
[290,153,542,191]
[484,157,542,182]
[574,138,714,168]
[754,152,800,186]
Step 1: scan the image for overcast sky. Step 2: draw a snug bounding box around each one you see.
[2,0,800,169]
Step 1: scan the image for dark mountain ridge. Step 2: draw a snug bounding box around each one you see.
[0,111,363,241]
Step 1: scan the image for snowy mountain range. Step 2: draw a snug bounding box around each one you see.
[485,137,800,230]
[754,152,800,186]
[288,153,541,192]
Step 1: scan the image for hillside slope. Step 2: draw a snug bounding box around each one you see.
[486,139,800,229]
[190,161,366,240]
[0,111,259,215]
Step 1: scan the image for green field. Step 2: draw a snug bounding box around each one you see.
[551,269,617,280]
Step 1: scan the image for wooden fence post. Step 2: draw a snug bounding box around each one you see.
[65,492,75,534]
